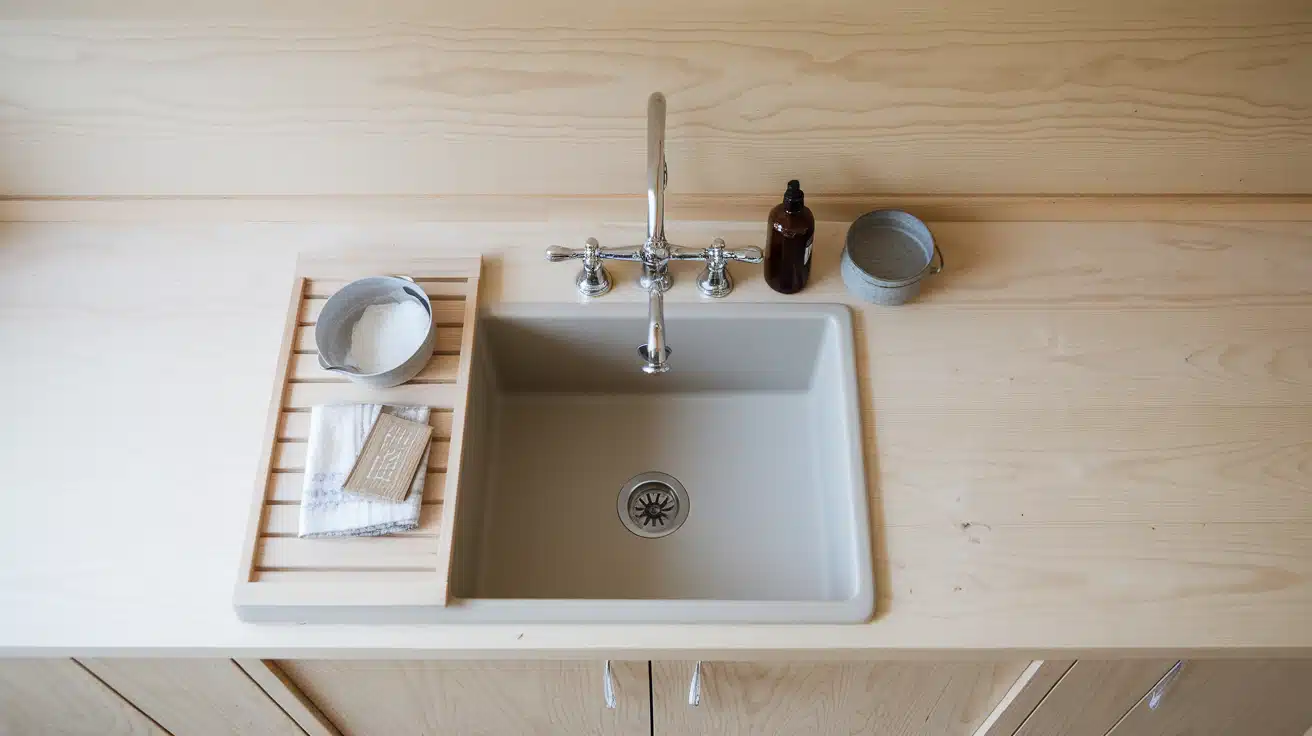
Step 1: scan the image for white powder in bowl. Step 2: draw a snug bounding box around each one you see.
[345,298,431,374]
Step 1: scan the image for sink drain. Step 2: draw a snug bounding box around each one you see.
[618,471,689,539]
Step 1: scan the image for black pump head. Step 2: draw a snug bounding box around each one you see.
[783,179,805,210]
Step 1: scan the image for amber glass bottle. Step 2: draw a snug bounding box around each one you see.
[764,180,815,294]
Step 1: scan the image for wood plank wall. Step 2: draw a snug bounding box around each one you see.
[0,0,1308,198]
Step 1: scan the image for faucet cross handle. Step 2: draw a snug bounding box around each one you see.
[696,238,764,298]
[546,238,645,297]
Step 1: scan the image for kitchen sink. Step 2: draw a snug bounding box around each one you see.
[447,302,873,623]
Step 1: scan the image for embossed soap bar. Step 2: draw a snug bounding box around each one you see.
[342,412,433,502]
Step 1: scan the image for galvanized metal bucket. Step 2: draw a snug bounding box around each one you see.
[840,210,944,305]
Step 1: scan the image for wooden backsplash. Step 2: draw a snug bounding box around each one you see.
[0,0,1308,198]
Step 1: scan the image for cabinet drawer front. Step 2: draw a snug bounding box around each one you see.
[652,660,1030,736]
[278,660,651,736]
[1011,660,1178,736]
[1106,660,1312,736]
[0,659,166,735]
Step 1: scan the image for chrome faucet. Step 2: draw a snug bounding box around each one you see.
[546,92,763,373]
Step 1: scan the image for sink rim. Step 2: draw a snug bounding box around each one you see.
[450,300,875,624]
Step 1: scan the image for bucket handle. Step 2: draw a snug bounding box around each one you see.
[929,245,944,275]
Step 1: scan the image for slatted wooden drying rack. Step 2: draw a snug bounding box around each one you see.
[234,254,481,622]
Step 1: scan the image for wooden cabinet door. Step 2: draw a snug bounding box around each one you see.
[0,659,165,736]
[278,660,650,736]
[79,659,309,736]
[1003,660,1179,736]
[651,660,1031,736]
[1106,660,1312,736]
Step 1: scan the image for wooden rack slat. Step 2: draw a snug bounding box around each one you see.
[272,440,451,472]
[279,410,455,441]
[265,471,446,504]
[257,537,441,570]
[284,382,461,409]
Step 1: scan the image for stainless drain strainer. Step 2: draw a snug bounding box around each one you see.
[618,471,689,539]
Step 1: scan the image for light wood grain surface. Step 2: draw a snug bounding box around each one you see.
[235,660,342,736]
[1010,660,1178,736]
[0,660,166,735]
[972,661,1075,736]
[78,659,307,736]
[1105,660,1312,736]
[5,194,1312,224]
[0,0,1308,197]
[278,660,651,736]
[652,660,1030,735]
[0,217,1308,656]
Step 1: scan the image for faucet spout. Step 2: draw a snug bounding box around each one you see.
[639,285,671,374]
[646,92,666,249]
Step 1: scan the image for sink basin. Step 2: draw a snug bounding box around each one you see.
[447,302,873,623]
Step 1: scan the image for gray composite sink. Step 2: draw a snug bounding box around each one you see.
[447,302,874,623]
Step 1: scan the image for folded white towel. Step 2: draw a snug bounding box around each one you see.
[298,404,431,538]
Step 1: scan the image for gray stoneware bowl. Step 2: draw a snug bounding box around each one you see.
[841,210,944,305]
[314,275,436,389]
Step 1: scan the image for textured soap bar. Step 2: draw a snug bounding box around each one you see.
[342,412,433,502]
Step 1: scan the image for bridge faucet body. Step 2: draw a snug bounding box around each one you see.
[545,92,763,372]
[646,93,667,266]
[640,92,672,372]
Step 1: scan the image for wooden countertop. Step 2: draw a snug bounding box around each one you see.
[0,218,1308,658]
